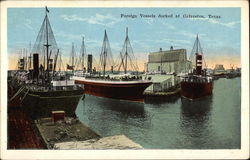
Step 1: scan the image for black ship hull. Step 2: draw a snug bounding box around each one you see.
[180,81,213,100]
[74,76,152,102]
[21,87,84,119]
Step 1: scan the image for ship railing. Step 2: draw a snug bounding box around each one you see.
[181,76,212,83]
[85,75,143,82]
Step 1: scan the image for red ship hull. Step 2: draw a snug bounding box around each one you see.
[75,79,152,102]
[180,81,213,100]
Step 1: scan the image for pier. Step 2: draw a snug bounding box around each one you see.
[35,117,100,149]
[8,105,45,149]
[54,135,143,149]
[143,88,180,97]
[35,117,143,149]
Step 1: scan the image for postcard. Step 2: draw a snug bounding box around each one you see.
[1,0,249,159]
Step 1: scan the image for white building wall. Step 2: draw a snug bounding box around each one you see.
[147,61,188,74]
[147,48,192,74]
[143,74,176,92]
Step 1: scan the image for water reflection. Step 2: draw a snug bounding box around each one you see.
[145,95,179,104]
[181,96,212,119]
[75,78,241,149]
[83,95,146,118]
[179,96,213,148]
[77,95,150,137]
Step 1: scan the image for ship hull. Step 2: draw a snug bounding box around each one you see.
[180,81,213,100]
[75,79,152,102]
[21,88,84,119]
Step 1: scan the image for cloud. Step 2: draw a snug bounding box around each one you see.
[162,38,191,45]
[55,30,81,40]
[157,30,207,41]
[160,21,175,30]
[189,17,240,28]
[61,14,120,27]
[208,19,240,28]
[143,18,155,25]
[24,19,33,29]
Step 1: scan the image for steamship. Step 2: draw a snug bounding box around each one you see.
[180,35,213,99]
[72,28,152,102]
[10,7,84,119]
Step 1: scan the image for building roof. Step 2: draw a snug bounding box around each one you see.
[148,48,186,63]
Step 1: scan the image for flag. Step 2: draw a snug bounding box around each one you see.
[67,64,74,70]
[45,6,49,13]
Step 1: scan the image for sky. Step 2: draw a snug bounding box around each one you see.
[8,7,241,70]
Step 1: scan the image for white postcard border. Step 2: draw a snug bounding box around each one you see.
[1,0,249,159]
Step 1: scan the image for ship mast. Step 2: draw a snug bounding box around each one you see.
[71,42,75,70]
[100,30,112,77]
[81,37,86,71]
[118,27,139,74]
[31,6,59,84]
[28,41,32,70]
[44,6,51,84]
[124,27,128,74]
[103,31,107,76]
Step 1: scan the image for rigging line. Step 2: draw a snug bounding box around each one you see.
[118,52,125,72]
[32,16,46,53]
[74,50,81,71]
[128,55,138,71]
[61,56,66,71]
[21,88,30,102]
[189,36,197,61]
[8,86,25,102]
[77,52,83,70]
[92,56,101,71]
[128,53,139,70]
[46,19,58,47]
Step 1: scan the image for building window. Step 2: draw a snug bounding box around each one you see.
[158,66,160,71]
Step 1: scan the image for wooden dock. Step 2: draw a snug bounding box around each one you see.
[54,135,143,149]
[8,107,45,149]
[143,88,180,97]
[143,88,180,103]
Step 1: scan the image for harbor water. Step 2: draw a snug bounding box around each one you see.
[76,78,241,149]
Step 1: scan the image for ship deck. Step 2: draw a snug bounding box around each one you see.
[73,76,152,85]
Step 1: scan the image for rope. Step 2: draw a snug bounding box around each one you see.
[21,88,30,102]
[8,86,25,102]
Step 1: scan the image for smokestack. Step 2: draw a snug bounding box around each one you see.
[196,53,202,75]
[87,54,93,73]
[33,53,39,79]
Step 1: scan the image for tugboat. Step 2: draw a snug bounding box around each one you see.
[10,7,84,119]
[72,28,152,102]
[180,35,213,100]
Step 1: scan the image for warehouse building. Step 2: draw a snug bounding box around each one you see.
[144,46,192,92]
[146,46,191,74]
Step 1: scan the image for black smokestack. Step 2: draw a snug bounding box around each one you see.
[33,53,39,79]
[87,54,92,73]
[196,53,202,75]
